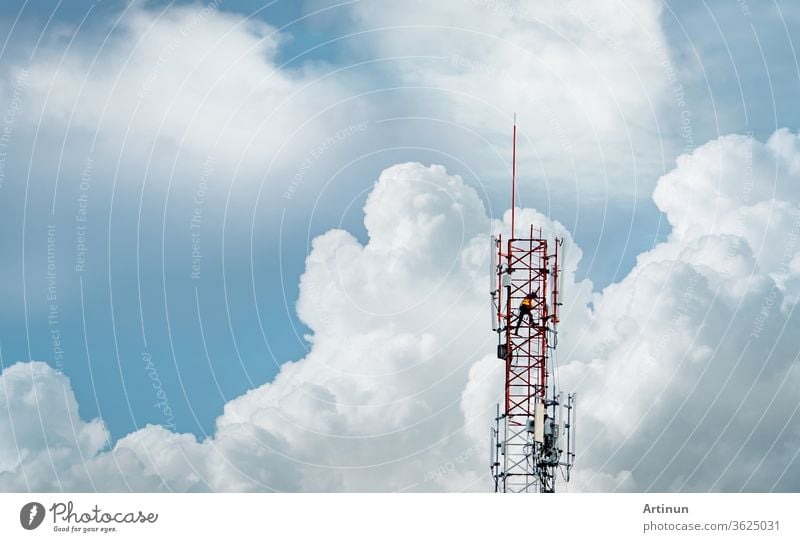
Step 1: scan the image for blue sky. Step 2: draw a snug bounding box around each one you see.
[0,0,795,436]
[1,0,800,491]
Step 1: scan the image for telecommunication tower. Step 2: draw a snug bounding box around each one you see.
[489,119,576,493]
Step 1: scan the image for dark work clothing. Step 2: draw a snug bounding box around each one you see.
[515,307,535,334]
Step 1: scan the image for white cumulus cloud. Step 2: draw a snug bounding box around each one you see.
[313,0,678,195]
[6,2,358,181]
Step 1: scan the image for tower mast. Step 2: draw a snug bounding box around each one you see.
[489,118,576,493]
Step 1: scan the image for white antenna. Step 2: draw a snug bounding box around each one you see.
[558,392,564,441]
[489,426,495,468]
[572,393,577,464]
[533,400,545,444]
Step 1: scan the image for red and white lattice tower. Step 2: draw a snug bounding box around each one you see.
[489,119,576,493]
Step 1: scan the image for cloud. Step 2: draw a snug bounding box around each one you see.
[7,2,357,181]
[566,128,800,491]
[0,361,108,491]
[3,129,800,491]
[315,0,679,195]
[1,162,552,491]
[0,2,379,333]
[0,0,687,244]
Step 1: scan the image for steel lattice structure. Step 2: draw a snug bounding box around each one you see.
[489,121,576,493]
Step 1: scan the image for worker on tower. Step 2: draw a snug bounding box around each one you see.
[514,289,539,335]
